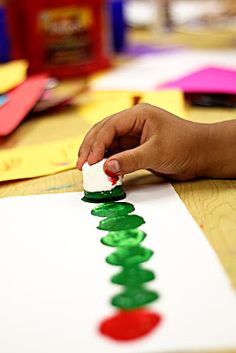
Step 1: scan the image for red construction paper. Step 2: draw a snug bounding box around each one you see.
[0,74,48,136]
[159,66,236,94]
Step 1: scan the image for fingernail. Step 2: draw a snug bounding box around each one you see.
[106,160,120,175]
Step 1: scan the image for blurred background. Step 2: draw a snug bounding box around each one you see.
[1,0,236,77]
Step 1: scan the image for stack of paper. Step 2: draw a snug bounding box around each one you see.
[0,90,185,182]
[0,60,49,136]
[159,66,236,94]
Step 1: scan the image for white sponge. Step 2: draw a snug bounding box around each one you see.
[82,159,122,192]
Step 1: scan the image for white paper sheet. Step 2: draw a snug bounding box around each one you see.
[92,49,236,91]
[0,183,236,353]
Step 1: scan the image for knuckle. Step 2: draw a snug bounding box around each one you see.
[90,139,104,154]
[132,102,154,121]
[90,141,97,153]
[136,102,152,111]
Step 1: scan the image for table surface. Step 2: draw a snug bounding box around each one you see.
[1,78,236,353]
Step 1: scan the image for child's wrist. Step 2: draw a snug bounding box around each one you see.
[197,123,225,178]
[195,123,214,178]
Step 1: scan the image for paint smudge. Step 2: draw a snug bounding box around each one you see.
[111,266,155,286]
[111,287,159,309]
[46,184,75,192]
[97,214,145,231]
[99,309,161,341]
[106,246,153,267]
[91,202,134,218]
[101,229,146,248]
[51,161,71,167]
[105,169,119,186]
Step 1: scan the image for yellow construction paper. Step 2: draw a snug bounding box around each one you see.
[0,90,186,182]
[0,60,28,94]
[79,91,132,125]
[0,138,80,182]
[140,90,186,117]
[79,89,186,125]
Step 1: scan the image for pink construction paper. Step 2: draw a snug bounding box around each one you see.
[0,74,48,136]
[159,67,236,94]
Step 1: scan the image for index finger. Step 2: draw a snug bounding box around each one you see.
[77,117,110,170]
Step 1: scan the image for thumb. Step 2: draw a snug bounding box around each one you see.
[104,141,153,175]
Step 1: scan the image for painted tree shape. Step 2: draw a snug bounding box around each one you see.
[90,200,162,341]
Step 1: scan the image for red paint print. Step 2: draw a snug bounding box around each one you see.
[99,309,161,341]
[105,169,119,186]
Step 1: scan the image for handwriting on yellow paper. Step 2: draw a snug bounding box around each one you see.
[0,158,22,173]
[0,138,80,182]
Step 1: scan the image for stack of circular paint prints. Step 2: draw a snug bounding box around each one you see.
[82,159,161,341]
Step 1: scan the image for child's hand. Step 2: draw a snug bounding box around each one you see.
[77,103,210,181]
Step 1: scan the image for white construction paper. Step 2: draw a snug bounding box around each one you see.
[92,49,236,91]
[0,183,236,353]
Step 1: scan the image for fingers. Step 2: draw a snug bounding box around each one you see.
[77,140,93,171]
[77,106,145,170]
[77,119,107,170]
[104,139,154,175]
[105,136,140,158]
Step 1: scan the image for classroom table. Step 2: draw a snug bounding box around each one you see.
[1,76,236,353]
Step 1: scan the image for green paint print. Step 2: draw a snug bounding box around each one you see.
[82,186,126,203]
[111,266,155,286]
[83,192,160,334]
[106,246,153,267]
[111,287,159,310]
[91,202,135,218]
[101,229,146,248]
[97,215,145,231]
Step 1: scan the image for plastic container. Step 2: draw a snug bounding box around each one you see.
[7,0,111,78]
